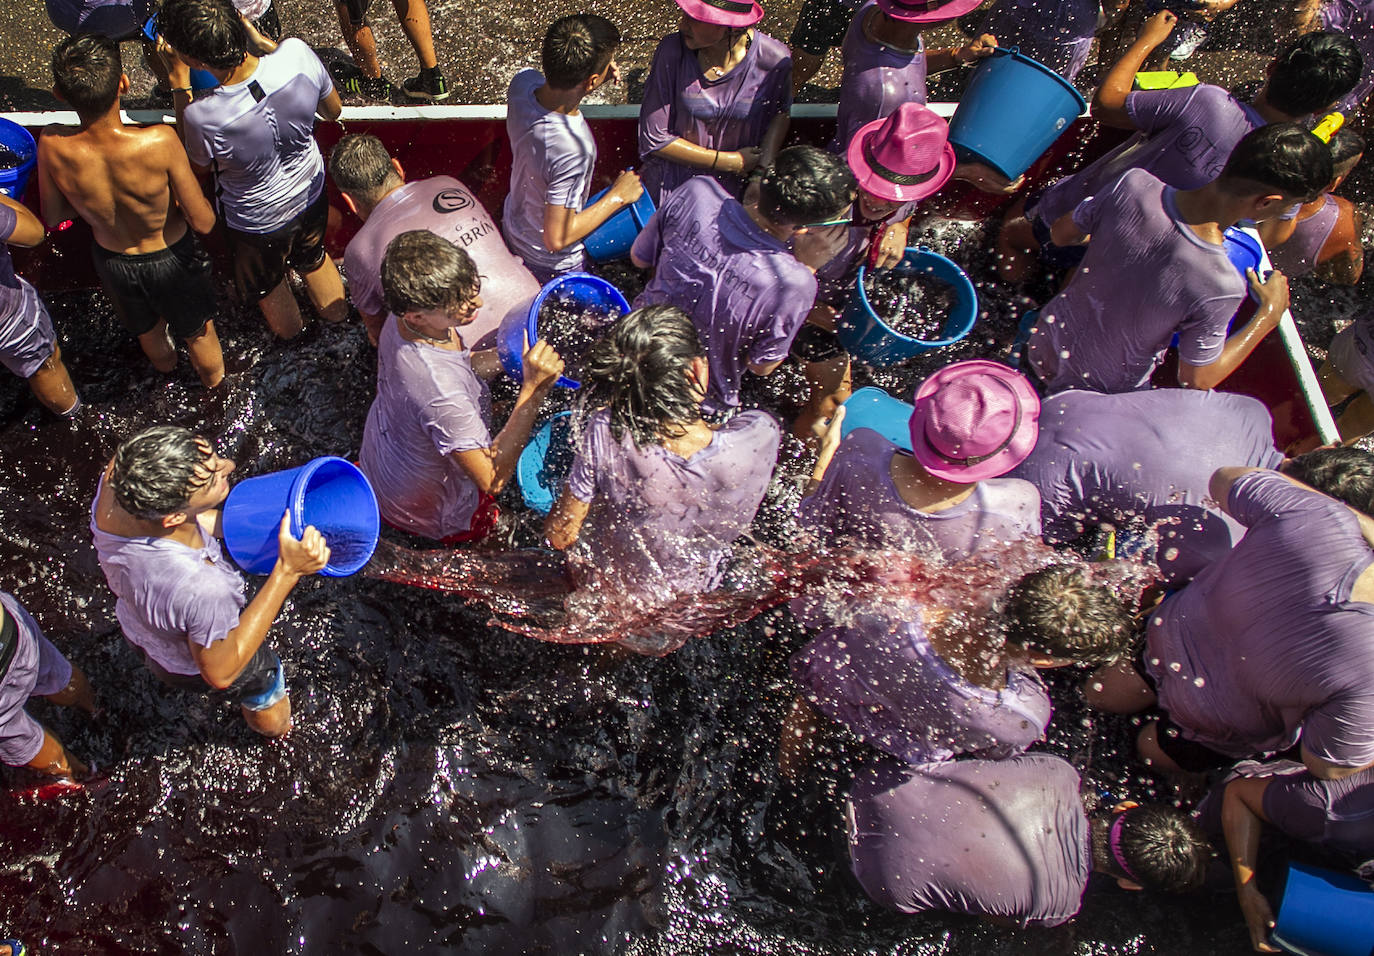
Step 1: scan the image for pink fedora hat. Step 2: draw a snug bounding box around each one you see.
[909,360,1041,482]
[847,102,957,203]
[876,0,984,24]
[674,0,765,28]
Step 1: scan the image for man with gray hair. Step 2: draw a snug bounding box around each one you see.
[90,426,330,737]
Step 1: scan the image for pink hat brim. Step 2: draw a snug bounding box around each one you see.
[875,0,984,23]
[674,0,765,28]
[908,360,1042,482]
[847,118,957,204]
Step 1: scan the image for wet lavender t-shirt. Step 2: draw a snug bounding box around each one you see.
[832,2,927,150]
[848,754,1090,926]
[359,316,493,541]
[1321,0,1374,114]
[638,30,792,203]
[343,176,539,351]
[1147,471,1374,763]
[0,204,57,380]
[980,0,1098,80]
[1027,168,1245,394]
[791,598,1051,765]
[565,408,780,602]
[632,176,816,409]
[800,428,1042,559]
[1010,389,1283,583]
[0,592,74,767]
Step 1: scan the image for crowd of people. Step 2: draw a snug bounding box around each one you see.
[4,0,1374,948]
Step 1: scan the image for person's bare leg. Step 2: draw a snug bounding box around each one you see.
[43,663,96,715]
[185,320,226,388]
[299,256,349,323]
[137,320,178,373]
[27,345,79,416]
[1082,658,1157,713]
[791,49,826,95]
[796,353,851,440]
[996,199,1040,283]
[243,694,292,738]
[391,0,439,69]
[258,280,305,339]
[335,2,383,78]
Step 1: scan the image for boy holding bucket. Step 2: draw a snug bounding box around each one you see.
[503,15,643,284]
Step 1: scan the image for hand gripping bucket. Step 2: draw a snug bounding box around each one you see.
[517,411,576,514]
[222,457,380,577]
[836,247,978,367]
[0,120,37,201]
[582,187,656,263]
[1271,862,1374,956]
[143,15,220,91]
[497,272,630,389]
[947,47,1088,181]
[840,387,915,452]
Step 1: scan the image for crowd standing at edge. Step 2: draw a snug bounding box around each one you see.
[5,0,1374,949]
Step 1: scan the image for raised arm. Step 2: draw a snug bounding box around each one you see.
[542,170,643,253]
[1092,11,1179,128]
[544,489,591,550]
[0,193,47,248]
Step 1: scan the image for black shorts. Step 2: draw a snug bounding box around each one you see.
[145,642,288,712]
[91,229,219,339]
[790,323,847,363]
[1129,655,1237,773]
[224,186,330,303]
[789,0,854,56]
[1026,194,1088,274]
[337,0,372,25]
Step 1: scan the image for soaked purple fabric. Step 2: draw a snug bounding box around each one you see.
[1027,169,1245,394]
[1032,84,1265,228]
[832,2,927,150]
[637,30,792,203]
[182,38,333,232]
[812,201,916,306]
[631,177,816,409]
[800,428,1042,559]
[1009,389,1283,583]
[503,69,599,276]
[0,592,74,767]
[564,408,780,602]
[980,0,1098,80]
[1320,0,1374,114]
[89,480,247,678]
[1147,471,1374,764]
[43,0,154,36]
[791,598,1051,764]
[359,316,493,541]
[1269,194,1340,278]
[343,176,539,352]
[0,204,57,379]
[848,754,1091,926]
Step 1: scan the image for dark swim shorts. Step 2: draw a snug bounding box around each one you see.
[91,229,219,339]
[224,186,330,303]
[146,642,288,712]
[789,0,856,56]
[337,0,372,25]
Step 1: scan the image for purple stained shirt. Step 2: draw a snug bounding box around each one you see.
[565,408,781,602]
[848,754,1091,927]
[980,0,1098,81]
[832,2,927,151]
[343,176,539,352]
[638,30,792,203]
[791,598,1052,765]
[1032,84,1265,228]
[632,176,816,409]
[1269,194,1341,279]
[1010,389,1283,583]
[0,592,75,767]
[1147,470,1374,764]
[0,205,56,381]
[359,316,493,541]
[1321,0,1374,114]
[1027,168,1245,394]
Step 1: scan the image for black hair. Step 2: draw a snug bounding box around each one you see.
[1091,806,1211,894]
[110,425,215,520]
[758,145,857,227]
[582,304,707,448]
[1282,446,1374,515]
[542,14,621,90]
[1266,32,1362,118]
[381,230,480,317]
[1330,127,1366,169]
[51,34,122,119]
[329,134,401,203]
[1003,565,1135,664]
[159,0,248,72]
[1219,123,1333,202]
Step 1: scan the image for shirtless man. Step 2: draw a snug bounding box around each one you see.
[37,33,224,388]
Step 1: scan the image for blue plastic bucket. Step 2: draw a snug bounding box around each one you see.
[143,15,219,91]
[517,411,576,514]
[497,272,630,389]
[836,247,978,367]
[1272,862,1374,956]
[947,47,1088,181]
[222,456,379,578]
[841,387,915,452]
[0,120,37,201]
[582,187,656,263]
[1223,226,1264,277]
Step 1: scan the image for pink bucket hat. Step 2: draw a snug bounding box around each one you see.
[674,0,765,28]
[909,360,1041,482]
[847,102,957,203]
[876,0,985,24]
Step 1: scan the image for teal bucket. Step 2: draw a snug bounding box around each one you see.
[583,187,655,263]
[222,457,379,578]
[1272,863,1374,956]
[841,387,915,452]
[143,15,219,91]
[0,120,37,201]
[836,247,978,367]
[498,272,630,389]
[947,47,1088,181]
[517,411,576,514]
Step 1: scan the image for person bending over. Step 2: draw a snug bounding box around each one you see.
[1264,127,1364,285]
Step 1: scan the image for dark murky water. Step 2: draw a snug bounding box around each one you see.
[0,147,22,171]
[535,297,623,386]
[863,271,959,342]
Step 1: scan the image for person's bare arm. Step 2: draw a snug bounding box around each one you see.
[544,489,592,549]
[26,727,88,780]
[543,170,643,252]
[925,33,997,73]
[1178,270,1288,391]
[317,87,343,122]
[241,14,278,54]
[1050,209,1088,246]
[163,129,216,234]
[1221,776,1281,953]
[1301,744,1374,780]
[1292,0,1323,33]
[802,405,846,496]
[652,138,763,177]
[1093,11,1179,128]
[35,136,77,230]
[0,194,47,248]
[758,112,790,168]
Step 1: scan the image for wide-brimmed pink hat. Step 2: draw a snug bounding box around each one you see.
[675,0,765,28]
[909,360,1040,482]
[847,103,957,203]
[876,0,984,24]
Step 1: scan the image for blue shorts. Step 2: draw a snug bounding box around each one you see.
[146,643,287,712]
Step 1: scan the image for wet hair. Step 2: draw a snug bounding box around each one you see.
[159,0,248,71]
[1218,123,1333,203]
[110,425,215,520]
[1282,446,1374,515]
[1091,806,1211,894]
[758,146,857,227]
[381,230,480,317]
[328,134,402,205]
[1330,128,1366,171]
[1265,32,1362,118]
[1003,565,1135,664]
[51,34,122,119]
[542,14,621,90]
[582,304,707,447]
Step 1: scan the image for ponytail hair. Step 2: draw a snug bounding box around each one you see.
[582,305,706,448]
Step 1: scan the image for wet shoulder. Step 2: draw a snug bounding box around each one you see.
[719,409,782,456]
[751,31,792,70]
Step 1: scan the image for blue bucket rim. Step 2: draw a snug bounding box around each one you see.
[518,410,575,512]
[0,118,37,161]
[986,46,1088,113]
[853,246,978,348]
[286,456,379,577]
[526,272,631,389]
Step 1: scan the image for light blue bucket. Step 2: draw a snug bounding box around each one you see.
[0,120,37,201]
[1271,863,1374,956]
[497,272,630,389]
[841,387,915,452]
[583,186,655,263]
[517,411,576,514]
[222,457,379,578]
[947,47,1088,181]
[836,247,978,367]
[143,15,219,91]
